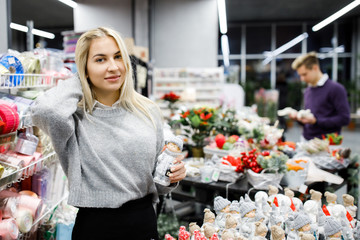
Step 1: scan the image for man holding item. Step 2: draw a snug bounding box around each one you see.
[290,52,350,140]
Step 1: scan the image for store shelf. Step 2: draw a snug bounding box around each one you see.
[19,193,68,240]
[153,67,224,116]
[0,151,57,189]
[0,74,56,89]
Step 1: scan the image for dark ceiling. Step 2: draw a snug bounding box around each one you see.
[10,0,360,32]
[226,0,360,23]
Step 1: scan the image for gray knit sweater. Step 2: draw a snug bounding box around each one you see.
[31,74,175,208]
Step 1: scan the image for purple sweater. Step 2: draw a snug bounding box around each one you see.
[303,79,350,140]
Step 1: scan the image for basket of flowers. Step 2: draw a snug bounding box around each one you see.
[246,151,288,190]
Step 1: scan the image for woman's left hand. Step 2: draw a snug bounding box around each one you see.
[169,155,186,183]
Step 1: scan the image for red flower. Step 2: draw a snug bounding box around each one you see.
[161,91,180,103]
[200,112,213,120]
[180,110,190,118]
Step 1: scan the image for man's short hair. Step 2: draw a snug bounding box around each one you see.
[291,51,319,70]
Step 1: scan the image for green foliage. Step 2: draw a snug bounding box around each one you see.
[256,151,288,173]
[172,107,218,147]
[347,154,360,204]
[157,213,181,239]
[240,79,271,106]
[213,109,240,135]
[238,126,264,143]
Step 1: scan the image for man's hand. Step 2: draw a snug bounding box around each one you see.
[297,115,317,125]
[169,155,186,183]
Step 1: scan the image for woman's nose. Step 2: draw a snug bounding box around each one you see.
[108,58,118,71]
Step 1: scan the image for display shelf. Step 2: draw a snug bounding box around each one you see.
[18,193,68,240]
[153,67,224,115]
[0,74,56,89]
[0,151,57,189]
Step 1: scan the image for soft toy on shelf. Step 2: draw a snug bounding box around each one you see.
[189,222,201,240]
[201,208,217,233]
[299,232,315,240]
[323,216,343,240]
[214,196,231,231]
[253,221,268,240]
[153,136,183,186]
[342,194,357,227]
[270,225,285,240]
[287,213,314,240]
[239,201,257,239]
[229,200,241,228]
[203,224,216,239]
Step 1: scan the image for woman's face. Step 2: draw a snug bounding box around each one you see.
[86,36,126,103]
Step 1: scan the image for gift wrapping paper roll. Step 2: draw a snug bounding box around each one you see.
[17,195,43,220]
[0,104,19,134]
[15,209,33,233]
[0,54,24,86]
[0,154,25,168]
[0,218,19,240]
[3,197,17,219]
[6,150,34,166]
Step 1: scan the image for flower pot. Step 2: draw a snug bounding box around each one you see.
[191,146,204,158]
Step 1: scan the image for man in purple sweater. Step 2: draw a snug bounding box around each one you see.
[290,52,350,140]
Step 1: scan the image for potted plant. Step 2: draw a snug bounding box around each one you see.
[161,91,181,117]
[175,107,218,157]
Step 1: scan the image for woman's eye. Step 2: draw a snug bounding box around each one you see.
[95,58,105,63]
[115,55,122,60]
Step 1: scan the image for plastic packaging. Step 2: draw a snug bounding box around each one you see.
[0,54,24,86]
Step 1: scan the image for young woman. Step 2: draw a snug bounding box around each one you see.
[31,27,186,239]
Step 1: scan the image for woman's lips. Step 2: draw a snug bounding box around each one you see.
[105,75,120,82]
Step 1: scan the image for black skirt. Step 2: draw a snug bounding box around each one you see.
[72,194,159,240]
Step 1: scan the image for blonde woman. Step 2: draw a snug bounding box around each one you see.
[31,27,186,239]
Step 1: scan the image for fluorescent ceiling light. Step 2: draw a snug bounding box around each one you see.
[32,29,55,39]
[312,0,360,32]
[262,32,308,65]
[58,0,78,8]
[10,23,55,39]
[10,23,28,32]
[319,45,345,59]
[221,34,230,67]
[217,0,227,34]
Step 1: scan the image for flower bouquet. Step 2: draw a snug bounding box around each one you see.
[176,107,217,148]
[246,151,288,190]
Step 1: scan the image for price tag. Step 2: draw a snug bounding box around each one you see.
[8,57,15,65]
[212,169,220,182]
[298,184,308,194]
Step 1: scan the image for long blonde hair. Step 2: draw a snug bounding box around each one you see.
[75,27,160,127]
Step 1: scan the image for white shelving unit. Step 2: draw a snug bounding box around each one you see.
[153,67,224,114]
[0,74,68,239]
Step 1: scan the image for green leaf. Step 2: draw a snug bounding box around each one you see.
[190,115,201,128]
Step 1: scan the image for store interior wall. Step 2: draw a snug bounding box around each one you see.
[0,0,9,53]
[74,0,133,38]
[135,0,149,48]
[152,0,218,68]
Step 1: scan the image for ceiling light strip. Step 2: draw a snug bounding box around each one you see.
[221,34,230,67]
[217,0,227,34]
[312,0,360,32]
[10,22,55,39]
[263,32,308,65]
[57,0,78,9]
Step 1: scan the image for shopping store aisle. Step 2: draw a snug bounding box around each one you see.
[284,122,360,155]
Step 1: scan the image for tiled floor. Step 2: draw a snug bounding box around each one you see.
[284,122,360,155]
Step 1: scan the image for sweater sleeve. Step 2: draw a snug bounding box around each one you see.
[315,84,350,129]
[31,75,83,173]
